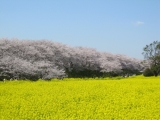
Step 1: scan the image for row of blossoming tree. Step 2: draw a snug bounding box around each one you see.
[0,38,144,80]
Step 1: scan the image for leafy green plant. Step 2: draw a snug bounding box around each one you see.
[143,68,154,77]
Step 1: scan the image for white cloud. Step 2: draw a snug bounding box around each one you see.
[135,21,144,25]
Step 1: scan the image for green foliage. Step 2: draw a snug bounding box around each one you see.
[122,69,141,75]
[0,76,160,119]
[142,41,160,76]
[66,69,103,78]
[143,68,154,77]
[66,69,140,78]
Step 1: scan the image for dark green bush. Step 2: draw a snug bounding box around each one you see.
[143,68,154,77]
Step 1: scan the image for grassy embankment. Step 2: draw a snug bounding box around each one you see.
[0,76,160,120]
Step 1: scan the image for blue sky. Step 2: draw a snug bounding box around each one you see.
[0,0,160,59]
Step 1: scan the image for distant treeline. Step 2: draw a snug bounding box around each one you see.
[0,38,144,80]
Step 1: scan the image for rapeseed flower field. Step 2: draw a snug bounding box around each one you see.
[0,76,160,120]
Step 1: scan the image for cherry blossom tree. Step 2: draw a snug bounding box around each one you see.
[0,38,143,80]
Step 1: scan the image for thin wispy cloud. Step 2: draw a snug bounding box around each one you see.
[136,21,144,25]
